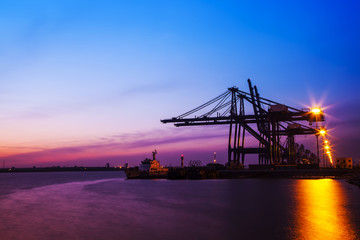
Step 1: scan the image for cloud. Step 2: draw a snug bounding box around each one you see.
[3,121,348,167]
[0,126,229,167]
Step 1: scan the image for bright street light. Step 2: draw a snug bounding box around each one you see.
[311,108,322,115]
[319,129,327,136]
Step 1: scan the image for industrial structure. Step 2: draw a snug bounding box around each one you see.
[335,158,353,169]
[161,79,326,167]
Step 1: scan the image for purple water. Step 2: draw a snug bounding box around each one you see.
[0,172,359,240]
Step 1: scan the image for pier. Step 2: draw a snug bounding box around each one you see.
[166,165,357,180]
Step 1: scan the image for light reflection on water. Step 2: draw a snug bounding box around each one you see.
[0,172,359,240]
[293,179,357,240]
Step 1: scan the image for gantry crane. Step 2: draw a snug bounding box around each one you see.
[161,79,324,167]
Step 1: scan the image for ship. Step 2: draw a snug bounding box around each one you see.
[124,150,168,179]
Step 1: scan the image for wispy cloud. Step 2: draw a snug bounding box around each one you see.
[0,126,229,167]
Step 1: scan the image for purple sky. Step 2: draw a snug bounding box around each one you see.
[0,0,359,167]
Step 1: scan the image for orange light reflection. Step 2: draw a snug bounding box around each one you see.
[294,179,356,240]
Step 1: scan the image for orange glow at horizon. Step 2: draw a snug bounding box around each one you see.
[0,128,230,166]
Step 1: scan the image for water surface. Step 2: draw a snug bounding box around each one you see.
[0,172,359,240]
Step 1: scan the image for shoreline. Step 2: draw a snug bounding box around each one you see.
[0,166,123,173]
[2,166,360,188]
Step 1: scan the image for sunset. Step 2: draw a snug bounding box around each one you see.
[0,1,360,240]
[1,0,359,167]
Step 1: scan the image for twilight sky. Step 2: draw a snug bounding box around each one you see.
[0,0,359,167]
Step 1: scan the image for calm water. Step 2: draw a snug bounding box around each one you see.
[0,172,359,240]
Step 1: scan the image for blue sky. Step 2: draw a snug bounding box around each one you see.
[0,0,359,166]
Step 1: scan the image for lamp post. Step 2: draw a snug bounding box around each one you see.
[323,143,325,168]
[324,145,330,167]
[311,108,323,165]
[318,129,327,168]
[326,149,332,167]
[324,140,328,168]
